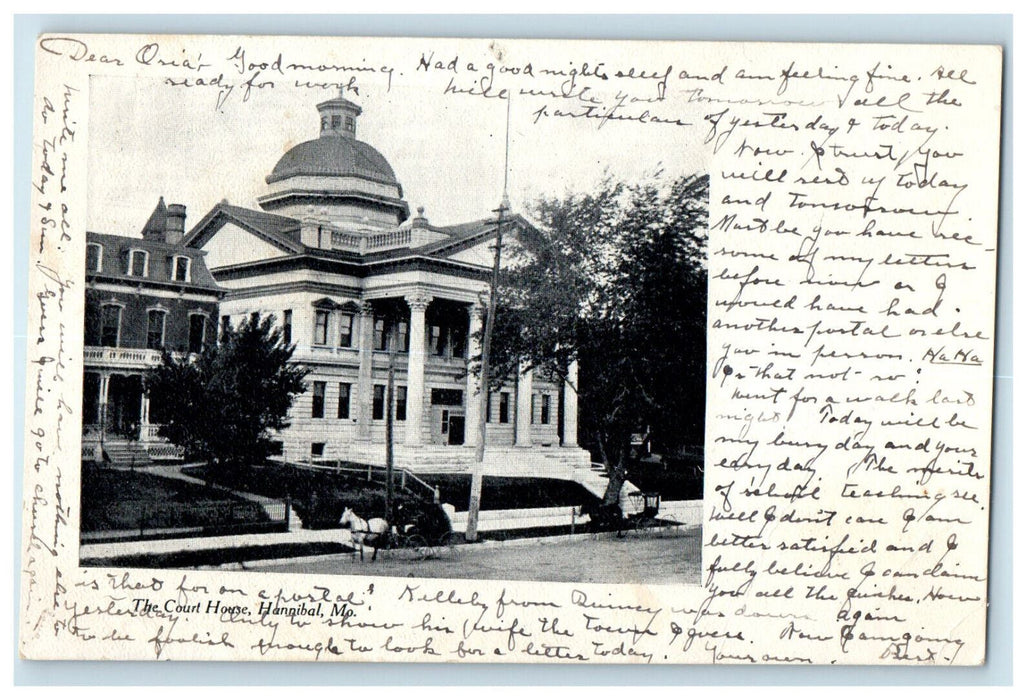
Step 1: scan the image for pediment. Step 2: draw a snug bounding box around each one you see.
[194,220,294,270]
[441,229,525,269]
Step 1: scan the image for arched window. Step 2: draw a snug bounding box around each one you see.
[86,243,103,272]
[171,256,191,282]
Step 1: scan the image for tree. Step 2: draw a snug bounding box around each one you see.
[146,314,309,465]
[487,173,709,506]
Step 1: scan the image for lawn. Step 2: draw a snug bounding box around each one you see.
[422,474,598,512]
[80,465,272,533]
[183,462,452,533]
[624,458,704,501]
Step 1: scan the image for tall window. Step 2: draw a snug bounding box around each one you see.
[282,309,293,345]
[396,386,407,421]
[100,304,121,347]
[486,392,493,423]
[431,325,446,356]
[146,310,166,350]
[540,394,551,424]
[220,315,231,341]
[373,385,385,420]
[499,392,511,424]
[397,320,409,352]
[313,310,329,345]
[172,256,190,282]
[86,243,102,272]
[339,312,354,348]
[128,250,148,277]
[188,314,206,354]
[337,383,351,419]
[311,381,326,418]
[452,329,467,358]
[374,318,387,351]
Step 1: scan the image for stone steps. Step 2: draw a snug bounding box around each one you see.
[102,442,152,467]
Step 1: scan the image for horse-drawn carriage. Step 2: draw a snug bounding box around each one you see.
[341,504,454,562]
[581,490,661,535]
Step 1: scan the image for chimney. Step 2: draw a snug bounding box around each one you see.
[165,204,187,244]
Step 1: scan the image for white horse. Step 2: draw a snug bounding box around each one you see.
[340,508,390,561]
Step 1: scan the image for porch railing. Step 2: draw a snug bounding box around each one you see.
[83,346,163,368]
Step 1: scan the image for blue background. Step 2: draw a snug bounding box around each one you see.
[12,13,1013,686]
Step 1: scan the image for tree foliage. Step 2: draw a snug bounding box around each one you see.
[146,314,310,465]
[487,173,709,504]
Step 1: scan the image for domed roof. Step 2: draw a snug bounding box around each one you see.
[266,135,399,187]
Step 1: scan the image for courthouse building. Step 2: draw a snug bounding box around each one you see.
[179,96,589,476]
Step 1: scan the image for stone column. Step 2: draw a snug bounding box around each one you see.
[356,301,374,440]
[562,359,579,447]
[515,362,534,447]
[404,293,432,447]
[464,302,484,446]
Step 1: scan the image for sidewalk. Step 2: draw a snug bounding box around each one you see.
[80,516,700,567]
[80,525,352,563]
[140,462,277,506]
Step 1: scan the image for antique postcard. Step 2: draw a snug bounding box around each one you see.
[20,34,1001,664]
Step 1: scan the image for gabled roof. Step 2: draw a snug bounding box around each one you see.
[182,202,535,273]
[416,213,535,260]
[182,202,305,254]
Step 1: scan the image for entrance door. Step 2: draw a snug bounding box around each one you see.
[448,415,465,445]
[107,374,143,439]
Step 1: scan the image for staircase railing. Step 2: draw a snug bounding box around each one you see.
[287,460,440,503]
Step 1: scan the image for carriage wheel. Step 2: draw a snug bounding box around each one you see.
[402,533,431,560]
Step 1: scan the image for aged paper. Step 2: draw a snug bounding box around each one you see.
[20,34,1001,664]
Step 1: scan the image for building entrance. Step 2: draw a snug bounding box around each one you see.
[107,374,143,439]
[431,388,465,446]
[448,415,465,446]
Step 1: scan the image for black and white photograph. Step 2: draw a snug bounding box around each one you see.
[78,70,709,585]
[23,30,1004,666]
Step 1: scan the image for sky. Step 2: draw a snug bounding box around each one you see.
[86,49,710,237]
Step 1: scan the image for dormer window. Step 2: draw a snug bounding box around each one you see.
[128,249,149,277]
[172,256,191,282]
[86,243,102,273]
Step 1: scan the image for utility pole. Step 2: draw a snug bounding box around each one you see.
[466,199,508,542]
[384,321,397,524]
[466,95,512,543]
